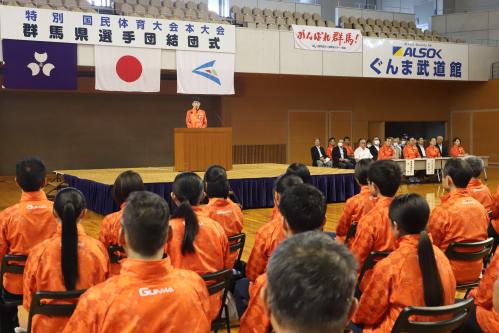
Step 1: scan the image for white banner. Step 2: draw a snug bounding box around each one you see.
[0,5,235,53]
[405,159,415,176]
[363,38,468,80]
[292,25,362,53]
[176,50,234,95]
[426,158,435,175]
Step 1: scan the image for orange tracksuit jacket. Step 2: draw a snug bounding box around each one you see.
[450,145,466,157]
[403,144,420,159]
[336,186,376,244]
[428,189,489,283]
[62,258,211,333]
[353,234,456,333]
[425,145,441,158]
[377,146,396,160]
[165,206,230,320]
[475,252,499,333]
[99,203,126,276]
[23,224,109,333]
[0,191,57,294]
[467,178,494,213]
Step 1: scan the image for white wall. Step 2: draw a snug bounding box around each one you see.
[335,6,415,25]
[230,0,321,15]
[468,44,499,80]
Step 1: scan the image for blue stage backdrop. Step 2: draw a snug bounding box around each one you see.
[64,173,359,215]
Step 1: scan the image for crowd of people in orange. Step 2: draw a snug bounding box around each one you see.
[0,154,498,333]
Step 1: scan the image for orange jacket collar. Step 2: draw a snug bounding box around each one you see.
[121,257,174,280]
[20,191,48,202]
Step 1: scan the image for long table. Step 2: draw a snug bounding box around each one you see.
[394,156,490,180]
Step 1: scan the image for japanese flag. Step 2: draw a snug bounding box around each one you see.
[95,46,161,92]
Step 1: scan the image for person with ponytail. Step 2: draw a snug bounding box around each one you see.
[23,188,109,333]
[203,165,244,268]
[351,193,456,333]
[99,170,144,276]
[166,172,230,321]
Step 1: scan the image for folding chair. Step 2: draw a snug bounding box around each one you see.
[1,254,27,306]
[228,233,246,278]
[107,245,125,264]
[390,297,474,333]
[27,289,86,333]
[355,251,390,298]
[445,237,494,297]
[202,269,233,333]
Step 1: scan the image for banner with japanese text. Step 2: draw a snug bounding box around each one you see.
[292,25,362,52]
[0,5,235,53]
[363,37,468,80]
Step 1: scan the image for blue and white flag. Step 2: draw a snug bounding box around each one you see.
[2,39,77,90]
[176,50,234,95]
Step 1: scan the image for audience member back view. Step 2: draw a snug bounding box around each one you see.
[23,188,109,333]
[0,157,57,331]
[99,170,144,276]
[428,158,489,284]
[63,191,211,333]
[465,156,494,213]
[165,172,230,320]
[353,194,456,332]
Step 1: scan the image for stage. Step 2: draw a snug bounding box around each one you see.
[55,163,359,215]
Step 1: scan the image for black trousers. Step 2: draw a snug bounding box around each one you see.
[0,289,21,333]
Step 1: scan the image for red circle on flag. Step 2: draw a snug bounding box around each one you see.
[116,55,142,82]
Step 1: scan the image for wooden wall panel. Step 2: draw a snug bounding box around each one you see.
[451,111,472,153]
[233,144,286,164]
[329,111,352,141]
[472,111,499,163]
[288,111,327,165]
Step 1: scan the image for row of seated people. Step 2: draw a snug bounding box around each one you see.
[312,135,467,169]
[1,156,499,332]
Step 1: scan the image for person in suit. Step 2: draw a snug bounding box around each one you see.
[416,137,427,158]
[392,137,402,158]
[436,136,448,157]
[332,139,354,169]
[311,138,332,167]
[369,137,381,160]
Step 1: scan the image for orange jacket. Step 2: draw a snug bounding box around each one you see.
[23,224,109,333]
[165,206,230,320]
[350,197,397,270]
[377,146,396,160]
[62,258,211,333]
[239,273,269,333]
[336,186,376,243]
[428,188,489,283]
[475,252,499,333]
[202,198,244,268]
[494,185,499,220]
[449,144,465,157]
[0,191,57,294]
[402,144,420,159]
[467,178,494,213]
[99,204,126,276]
[344,144,354,157]
[186,108,207,128]
[425,145,441,158]
[353,235,456,333]
[246,212,286,282]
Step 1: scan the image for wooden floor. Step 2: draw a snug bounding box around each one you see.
[1,167,498,331]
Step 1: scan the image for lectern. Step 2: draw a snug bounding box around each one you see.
[174,128,233,172]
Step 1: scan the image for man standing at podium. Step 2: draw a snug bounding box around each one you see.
[186,98,207,128]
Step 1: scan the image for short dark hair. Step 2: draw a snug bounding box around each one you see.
[204,165,229,198]
[122,191,170,257]
[453,137,461,144]
[286,163,311,184]
[328,137,336,142]
[465,156,484,178]
[443,158,472,188]
[367,160,401,197]
[275,174,303,195]
[279,184,326,234]
[15,156,47,192]
[344,136,351,140]
[113,170,145,206]
[267,232,357,333]
[354,159,373,186]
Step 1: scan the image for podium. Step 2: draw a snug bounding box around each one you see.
[174,128,233,172]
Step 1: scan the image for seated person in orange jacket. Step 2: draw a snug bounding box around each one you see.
[350,160,401,273]
[425,137,441,158]
[336,159,376,244]
[352,194,456,333]
[99,170,144,276]
[186,98,207,128]
[344,136,355,157]
[202,165,244,268]
[63,191,211,333]
[266,232,358,333]
[240,184,329,333]
[450,137,466,157]
[0,156,57,331]
[165,172,230,321]
[377,137,396,160]
[428,158,489,284]
[326,137,336,159]
[402,137,420,159]
[245,174,303,282]
[465,156,494,213]
[23,188,109,333]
